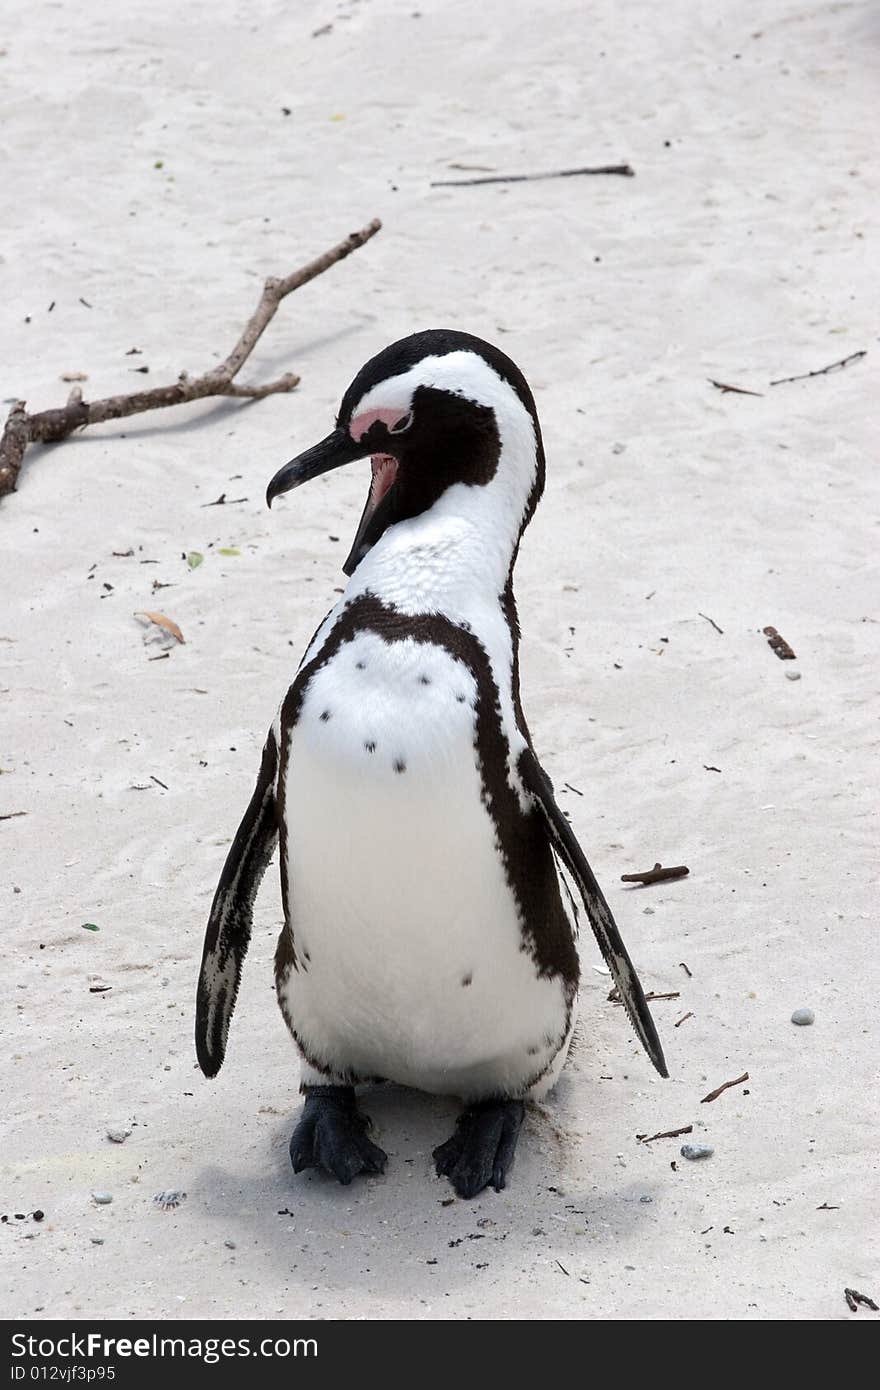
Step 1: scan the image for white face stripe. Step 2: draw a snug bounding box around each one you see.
[349,349,524,428]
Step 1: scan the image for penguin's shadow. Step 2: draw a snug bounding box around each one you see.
[194,1082,659,1301]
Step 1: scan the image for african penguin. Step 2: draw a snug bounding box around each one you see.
[196,329,667,1199]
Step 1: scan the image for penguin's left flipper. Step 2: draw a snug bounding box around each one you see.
[519,748,669,1079]
[195,729,279,1078]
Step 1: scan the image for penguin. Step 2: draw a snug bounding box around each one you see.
[195,329,667,1199]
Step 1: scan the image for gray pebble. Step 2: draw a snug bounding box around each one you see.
[785,670,802,681]
[90,1237,104,1245]
[680,1143,714,1161]
[106,1126,131,1144]
[224,1239,236,1250]
[91,1191,113,1205]
[791,1007,815,1026]
[639,1195,653,1204]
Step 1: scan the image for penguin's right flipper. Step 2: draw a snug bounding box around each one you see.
[195,729,279,1077]
[519,748,668,1079]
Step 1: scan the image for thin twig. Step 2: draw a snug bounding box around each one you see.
[708,379,764,397]
[609,989,680,1005]
[674,1012,694,1028]
[679,961,693,978]
[621,863,690,886]
[638,1124,693,1144]
[0,219,382,502]
[431,164,634,188]
[0,811,28,821]
[770,350,866,387]
[701,1072,749,1104]
[763,626,796,660]
[698,612,724,635]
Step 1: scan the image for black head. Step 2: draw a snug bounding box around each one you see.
[266,329,545,576]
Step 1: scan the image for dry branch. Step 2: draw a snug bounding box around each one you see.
[609,988,680,1005]
[0,219,382,503]
[431,164,634,187]
[701,1072,749,1104]
[638,1124,693,1144]
[708,379,764,397]
[770,350,866,387]
[621,862,690,886]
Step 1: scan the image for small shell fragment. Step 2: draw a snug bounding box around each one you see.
[153,1190,186,1210]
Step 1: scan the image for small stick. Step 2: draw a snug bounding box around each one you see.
[431,164,634,188]
[621,863,689,885]
[698,612,724,635]
[0,219,382,502]
[674,1012,694,1028]
[770,350,866,387]
[844,1288,878,1313]
[639,1124,693,1144]
[679,962,693,978]
[701,1071,749,1104]
[763,626,796,660]
[0,811,28,821]
[563,781,584,797]
[150,775,169,790]
[609,989,680,1005]
[708,379,764,397]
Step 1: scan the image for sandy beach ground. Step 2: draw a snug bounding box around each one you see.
[1,0,877,1321]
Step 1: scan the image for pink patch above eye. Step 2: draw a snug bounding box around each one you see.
[350,408,407,441]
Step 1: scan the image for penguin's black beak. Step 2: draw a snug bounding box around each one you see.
[266,429,366,508]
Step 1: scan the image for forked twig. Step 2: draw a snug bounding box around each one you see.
[0,219,382,502]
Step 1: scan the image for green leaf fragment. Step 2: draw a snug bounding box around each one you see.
[218,547,240,556]
[81,923,99,931]
[186,551,204,569]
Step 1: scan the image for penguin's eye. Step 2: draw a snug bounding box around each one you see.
[388,411,413,435]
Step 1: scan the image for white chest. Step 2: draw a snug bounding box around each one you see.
[276,627,571,1097]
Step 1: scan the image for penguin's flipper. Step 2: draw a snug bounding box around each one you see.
[519,749,668,1078]
[195,729,279,1078]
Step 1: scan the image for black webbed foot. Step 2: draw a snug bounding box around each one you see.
[433,1098,525,1198]
[289,1085,387,1185]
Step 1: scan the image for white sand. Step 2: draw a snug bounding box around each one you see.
[1,0,876,1321]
